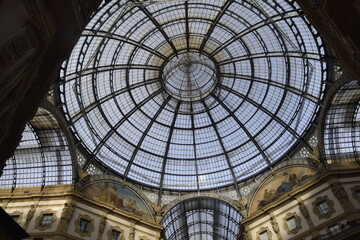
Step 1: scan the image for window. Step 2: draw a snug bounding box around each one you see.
[41,213,53,226]
[283,212,302,235]
[287,217,298,231]
[329,224,341,235]
[74,214,94,237]
[34,210,56,231]
[313,196,335,219]
[317,201,331,215]
[259,231,270,240]
[110,229,121,240]
[79,218,91,232]
[11,215,20,222]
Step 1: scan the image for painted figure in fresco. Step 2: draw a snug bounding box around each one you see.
[109,187,125,209]
[126,198,141,215]
[99,186,125,209]
[276,173,293,195]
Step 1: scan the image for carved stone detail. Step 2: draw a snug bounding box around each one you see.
[299,202,314,228]
[256,226,273,240]
[282,212,302,235]
[330,182,353,211]
[107,225,124,240]
[74,214,95,237]
[236,197,248,218]
[34,209,57,231]
[99,216,107,233]
[61,203,74,221]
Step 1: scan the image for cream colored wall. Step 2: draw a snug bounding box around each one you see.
[274,201,309,237]
[27,200,66,234]
[243,171,360,240]
[341,177,360,208]
[1,186,163,240]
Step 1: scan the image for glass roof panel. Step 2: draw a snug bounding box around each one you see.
[59,0,328,190]
[0,109,74,189]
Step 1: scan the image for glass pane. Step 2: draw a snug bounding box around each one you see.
[41,214,53,226]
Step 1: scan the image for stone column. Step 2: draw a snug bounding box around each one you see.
[270,214,282,240]
[97,216,107,240]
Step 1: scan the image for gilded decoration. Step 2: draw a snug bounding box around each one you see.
[256,226,273,240]
[107,225,124,240]
[9,211,23,224]
[34,209,57,231]
[283,212,302,235]
[250,167,317,213]
[74,214,95,237]
[81,181,153,221]
[312,196,335,220]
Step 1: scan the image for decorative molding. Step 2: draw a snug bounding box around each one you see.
[256,226,273,240]
[283,212,302,235]
[99,216,107,234]
[24,204,37,229]
[74,214,95,237]
[330,182,353,211]
[34,209,57,231]
[61,203,75,222]
[9,211,23,224]
[270,216,282,240]
[312,196,335,219]
[107,225,124,240]
[299,201,314,228]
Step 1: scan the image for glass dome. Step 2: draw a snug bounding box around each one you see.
[59,0,328,190]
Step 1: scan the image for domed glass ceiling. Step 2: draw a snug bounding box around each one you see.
[59,0,328,190]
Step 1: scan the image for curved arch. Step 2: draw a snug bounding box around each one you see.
[161,196,242,240]
[0,106,75,190]
[320,77,360,164]
[80,174,157,222]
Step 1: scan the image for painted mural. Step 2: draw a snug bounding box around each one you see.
[250,167,317,214]
[81,181,153,221]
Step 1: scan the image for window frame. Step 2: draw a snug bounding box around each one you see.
[283,212,302,235]
[34,210,57,231]
[107,226,123,240]
[40,213,54,227]
[74,214,95,237]
[312,196,335,219]
[256,227,272,240]
[9,211,23,224]
[328,224,342,236]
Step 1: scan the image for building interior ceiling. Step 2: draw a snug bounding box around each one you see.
[58,0,329,192]
[0,0,360,239]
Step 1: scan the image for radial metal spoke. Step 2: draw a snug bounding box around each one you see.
[71,78,161,122]
[158,101,181,205]
[218,85,313,151]
[201,99,241,195]
[82,29,169,60]
[91,88,164,156]
[209,10,298,57]
[199,0,235,52]
[210,93,272,166]
[136,5,178,54]
[220,73,319,103]
[123,95,171,177]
